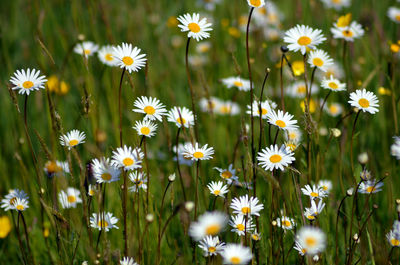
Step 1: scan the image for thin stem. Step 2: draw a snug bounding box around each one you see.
[122,170,128,256]
[194,160,200,219]
[20,212,35,265]
[175,128,187,201]
[16,212,28,265]
[185,37,199,141]
[350,111,361,177]
[318,91,331,123]
[144,137,150,213]
[118,67,126,147]
[335,194,349,265]
[280,54,285,111]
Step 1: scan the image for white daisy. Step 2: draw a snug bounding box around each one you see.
[59,129,86,150]
[132,96,167,122]
[120,257,138,265]
[128,171,148,192]
[196,41,212,53]
[296,226,326,255]
[388,7,400,24]
[88,184,97,196]
[285,128,302,144]
[318,180,332,193]
[113,43,147,73]
[90,212,119,232]
[324,102,343,117]
[92,157,121,184]
[246,100,274,119]
[207,181,229,198]
[391,136,400,160]
[267,109,298,131]
[229,215,255,236]
[331,21,364,42]
[301,184,327,200]
[199,97,222,113]
[177,13,213,41]
[182,142,214,161]
[173,142,195,166]
[44,160,70,177]
[257,144,295,171]
[283,25,326,55]
[167,106,195,128]
[307,49,333,72]
[189,211,228,241]
[216,101,241,116]
[251,230,261,241]
[321,75,346,92]
[348,89,379,114]
[73,41,99,57]
[304,200,326,221]
[287,81,319,98]
[320,0,350,10]
[230,195,264,216]
[387,230,400,247]
[198,236,226,257]
[133,119,158,138]
[10,68,47,95]
[293,241,307,256]
[12,197,29,212]
[247,0,265,8]
[276,216,296,230]
[58,188,82,209]
[358,180,384,194]
[98,45,117,66]
[221,244,253,265]
[111,145,143,171]
[222,76,251,92]
[1,189,29,211]
[317,61,344,80]
[214,164,238,184]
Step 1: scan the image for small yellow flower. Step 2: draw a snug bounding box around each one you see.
[390,43,400,53]
[0,216,12,238]
[43,228,50,238]
[378,87,391,96]
[47,75,70,95]
[167,16,178,28]
[300,99,316,113]
[336,13,352,28]
[292,61,305,76]
[228,27,241,38]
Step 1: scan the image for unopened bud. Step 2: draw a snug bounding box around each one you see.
[353,233,359,241]
[358,152,369,164]
[347,188,354,196]
[146,214,154,223]
[78,34,85,41]
[185,201,195,212]
[331,128,341,138]
[271,220,277,226]
[313,255,319,262]
[396,199,400,205]
[319,127,328,136]
[168,173,176,182]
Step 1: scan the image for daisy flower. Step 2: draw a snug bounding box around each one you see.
[133,119,158,138]
[267,109,298,131]
[230,195,264,216]
[287,82,318,98]
[196,41,212,53]
[59,129,86,150]
[128,171,148,192]
[321,75,346,92]
[307,49,333,72]
[182,142,214,161]
[132,96,167,122]
[221,244,253,265]
[199,97,222,113]
[246,100,274,119]
[331,21,364,42]
[98,45,117,66]
[318,61,344,80]
[189,211,228,241]
[177,13,213,41]
[216,101,241,116]
[214,164,238,184]
[173,142,195,166]
[10,68,47,95]
[358,180,384,194]
[301,184,327,200]
[92,158,121,184]
[88,184,97,196]
[44,160,70,178]
[296,226,326,255]
[111,145,143,171]
[387,230,400,247]
[12,197,29,212]
[58,188,82,209]
[90,212,119,232]
[293,241,307,256]
[304,200,326,220]
[285,128,303,143]
[391,136,400,160]
[198,236,225,257]
[283,25,326,55]
[388,7,400,24]
[120,257,138,265]
[324,102,343,117]
[348,89,379,114]
[73,41,99,57]
[113,43,147,73]
[257,144,295,171]
[222,76,250,92]
[318,180,332,193]
[229,215,255,236]
[167,106,195,128]
[247,0,265,8]
[207,181,229,198]
[1,189,29,211]
[251,231,261,241]
[276,216,296,230]
[320,0,350,10]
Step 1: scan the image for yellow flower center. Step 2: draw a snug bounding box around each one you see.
[307,215,316,220]
[233,81,243,87]
[283,220,291,227]
[22,81,34,89]
[122,56,134,66]
[221,171,232,179]
[84,49,91,55]
[342,30,354,38]
[16,205,24,211]
[67,195,76,203]
[140,127,150,135]
[269,154,282,163]
[208,246,216,253]
[143,106,156,115]
[258,108,268,115]
[310,192,318,197]
[249,0,261,7]
[276,120,286,128]
[358,98,370,108]
[105,53,113,61]
[97,220,109,228]
[301,248,307,254]
[297,36,312,46]
[297,85,306,94]
[305,236,317,247]
[123,158,134,166]
[396,15,400,22]
[252,234,259,240]
[230,257,241,264]
[46,161,62,174]
[205,224,220,235]
[188,22,201,33]
[69,139,79,146]
[213,190,220,195]
[193,152,204,159]
[101,173,112,181]
[322,186,328,191]
[176,117,186,125]
[89,189,95,196]
[328,82,339,89]
[312,58,324,67]
[286,143,296,151]
[366,186,376,193]
[237,224,245,231]
[289,132,296,140]
[391,238,400,246]
[241,207,251,214]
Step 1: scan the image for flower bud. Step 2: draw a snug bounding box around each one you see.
[185,201,195,212]
[146,213,154,223]
[331,128,341,138]
[168,173,176,182]
[358,152,369,164]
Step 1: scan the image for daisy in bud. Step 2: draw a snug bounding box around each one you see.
[214,164,238,184]
[304,200,326,221]
[388,7,400,24]
[258,144,295,171]
[358,180,384,194]
[222,76,250,92]
[10,68,47,95]
[73,41,98,57]
[267,109,298,131]
[182,142,214,161]
[133,119,158,138]
[177,13,212,41]
[128,171,148,192]
[58,188,82,209]
[111,145,143,171]
[229,215,255,236]
[296,226,326,255]
[198,236,225,257]
[90,212,119,232]
[1,189,29,211]
[113,43,147,73]
[230,195,264,217]
[167,106,195,128]
[247,100,274,119]
[391,136,400,160]
[301,184,327,200]
[283,25,326,55]
[307,49,333,72]
[318,180,332,193]
[221,244,253,265]
[207,181,229,198]
[98,45,117,66]
[92,158,120,184]
[59,130,86,150]
[321,75,346,92]
[189,211,228,241]
[247,0,265,8]
[276,216,296,230]
[120,257,138,265]
[132,96,167,122]
[12,197,29,212]
[348,89,379,114]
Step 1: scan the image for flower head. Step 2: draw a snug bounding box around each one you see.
[284,25,326,55]
[207,181,229,198]
[92,157,121,183]
[1,189,29,211]
[267,110,298,131]
[189,211,228,241]
[198,236,226,256]
[321,75,346,92]
[182,142,214,161]
[128,171,148,192]
[258,144,295,171]
[111,145,143,171]
[167,106,195,128]
[388,7,400,24]
[113,43,147,73]
[229,215,255,236]
[301,184,327,199]
[296,226,326,255]
[177,13,213,41]
[358,180,383,194]
[90,212,119,232]
[60,130,86,150]
[10,68,47,95]
[348,89,379,114]
[220,244,253,265]
[58,188,82,209]
[276,216,296,230]
[98,45,117,66]
[73,41,99,57]
[307,49,333,72]
[247,0,265,8]
[133,96,167,122]
[133,119,158,138]
[230,195,264,216]
[222,76,250,91]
